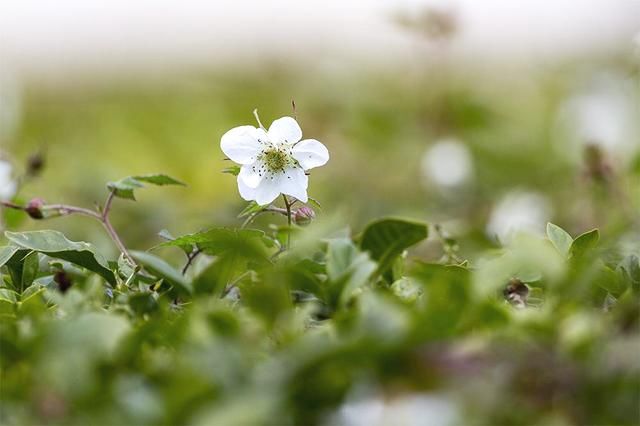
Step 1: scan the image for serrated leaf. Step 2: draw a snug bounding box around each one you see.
[107,176,144,200]
[4,230,116,285]
[156,229,192,255]
[546,222,573,258]
[133,174,186,186]
[107,174,185,201]
[131,251,192,294]
[155,228,267,259]
[570,229,599,259]
[360,218,428,279]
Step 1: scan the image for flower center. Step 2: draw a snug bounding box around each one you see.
[262,148,289,172]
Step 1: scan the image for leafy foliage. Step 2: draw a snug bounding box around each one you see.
[4,230,115,284]
[107,174,185,200]
[1,204,637,426]
[359,218,428,279]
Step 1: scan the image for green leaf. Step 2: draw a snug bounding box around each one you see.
[0,245,22,268]
[21,251,40,292]
[326,238,377,308]
[326,238,358,282]
[4,230,116,285]
[0,288,17,316]
[128,292,159,315]
[156,229,192,255]
[133,174,186,186]
[0,288,18,304]
[307,197,322,210]
[130,251,192,294]
[160,228,270,295]
[107,174,185,201]
[569,229,599,259]
[410,262,471,338]
[617,254,640,293]
[359,218,428,278]
[222,165,241,176]
[238,201,263,218]
[107,176,144,200]
[156,228,268,260]
[157,229,175,241]
[546,222,573,258]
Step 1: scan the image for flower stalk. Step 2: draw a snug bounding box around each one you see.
[282,194,293,250]
[1,191,136,265]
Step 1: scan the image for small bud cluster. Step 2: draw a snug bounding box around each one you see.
[503,278,529,309]
[54,271,73,293]
[293,206,315,226]
[25,198,45,219]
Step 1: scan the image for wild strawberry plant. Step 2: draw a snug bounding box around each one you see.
[0,113,638,426]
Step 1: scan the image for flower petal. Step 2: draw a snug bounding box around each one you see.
[267,117,302,145]
[251,166,309,205]
[291,139,329,170]
[279,166,308,202]
[238,162,264,189]
[253,178,282,206]
[237,174,257,201]
[220,125,266,164]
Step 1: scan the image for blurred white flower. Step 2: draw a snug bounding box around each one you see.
[420,138,473,188]
[221,116,329,205]
[559,72,638,162]
[333,393,458,426]
[0,159,17,201]
[486,191,551,244]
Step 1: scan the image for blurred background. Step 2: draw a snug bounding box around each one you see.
[1,0,639,258]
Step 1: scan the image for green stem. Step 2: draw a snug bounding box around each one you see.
[282,195,292,250]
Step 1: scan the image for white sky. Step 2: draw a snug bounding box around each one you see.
[0,0,638,82]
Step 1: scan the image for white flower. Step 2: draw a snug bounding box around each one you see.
[421,138,473,188]
[486,190,551,244]
[0,159,16,201]
[221,116,329,205]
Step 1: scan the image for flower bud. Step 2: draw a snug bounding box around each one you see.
[25,198,45,219]
[54,271,73,293]
[503,278,529,309]
[293,206,315,226]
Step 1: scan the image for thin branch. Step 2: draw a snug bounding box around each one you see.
[241,205,289,229]
[100,191,136,265]
[42,204,102,220]
[182,248,202,275]
[1,195,136,266]
[282,194,292,250]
